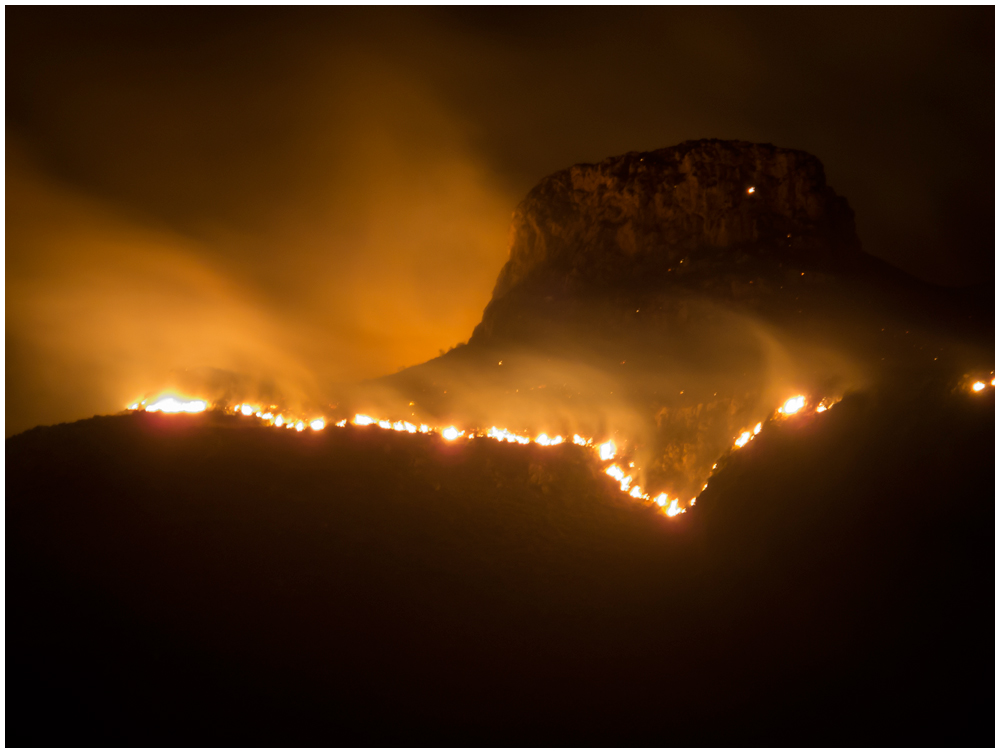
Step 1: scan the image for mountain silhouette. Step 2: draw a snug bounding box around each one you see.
[371,140,991,500]
[7,141,993,745]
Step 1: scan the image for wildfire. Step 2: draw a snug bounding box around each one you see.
[964,375,994,394]
[779,395,806,415]
[598,440,617,461]
[605,464,633,492]
[144,397,207,414]
[127,389,861,520]
[487,426,531,444]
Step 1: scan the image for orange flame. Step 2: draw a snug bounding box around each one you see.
[145,397,206,414]
[125,390,857,520]
[779,395,806,415]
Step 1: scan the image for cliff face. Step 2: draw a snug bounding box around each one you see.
[374,140,987,501]
[490,139,861,304]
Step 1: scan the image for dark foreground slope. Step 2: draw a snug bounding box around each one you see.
[7,378,993,745]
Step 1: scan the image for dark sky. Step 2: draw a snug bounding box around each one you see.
[6,7,994,434]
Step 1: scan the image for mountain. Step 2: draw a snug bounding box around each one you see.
[7,373,993,744]
[7,140,994,744]
[479,138,864,334]
[370,140,992,501]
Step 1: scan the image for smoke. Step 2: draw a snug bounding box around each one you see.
[7,7,987,442]
[5,31,517,435]
[353,294,869,499]
[7,143,315,434]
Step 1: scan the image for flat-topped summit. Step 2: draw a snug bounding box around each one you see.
[488,139,861,303]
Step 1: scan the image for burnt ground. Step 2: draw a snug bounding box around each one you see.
[6,379,994,745]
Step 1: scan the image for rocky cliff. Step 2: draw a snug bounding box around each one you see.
[374,139,989,500]
[474,139,868,342]
[494,139,859,296]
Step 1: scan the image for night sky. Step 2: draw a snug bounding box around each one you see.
[6,7,993,435]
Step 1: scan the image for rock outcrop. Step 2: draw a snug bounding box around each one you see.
[376,139,987,500]
[472,139,872,343]
[491,139,861,301]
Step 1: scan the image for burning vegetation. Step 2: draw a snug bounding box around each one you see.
[125,369,991,519]
[123,388,868,517]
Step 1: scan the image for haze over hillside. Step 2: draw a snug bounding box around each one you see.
[8,354,993,744]
[7,139,994,745]
[356,140,992,500]
[7,7,994,742]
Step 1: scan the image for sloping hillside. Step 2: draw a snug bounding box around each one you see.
[7,376,993,744]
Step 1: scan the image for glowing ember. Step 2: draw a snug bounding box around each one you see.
[605,464,632,492]
[780,395,806,415]
[145,397,206,414]
[487,426,531,444]
[126,385,858,521]
[972,381,985,392]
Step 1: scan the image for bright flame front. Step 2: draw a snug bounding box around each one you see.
[598,441,616,461]
[780,395,806,415]
[125,389,861,521]
[145,397,207,414]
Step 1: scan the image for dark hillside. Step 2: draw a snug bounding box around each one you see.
[7,378,993,744]
[366,141,993,502]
